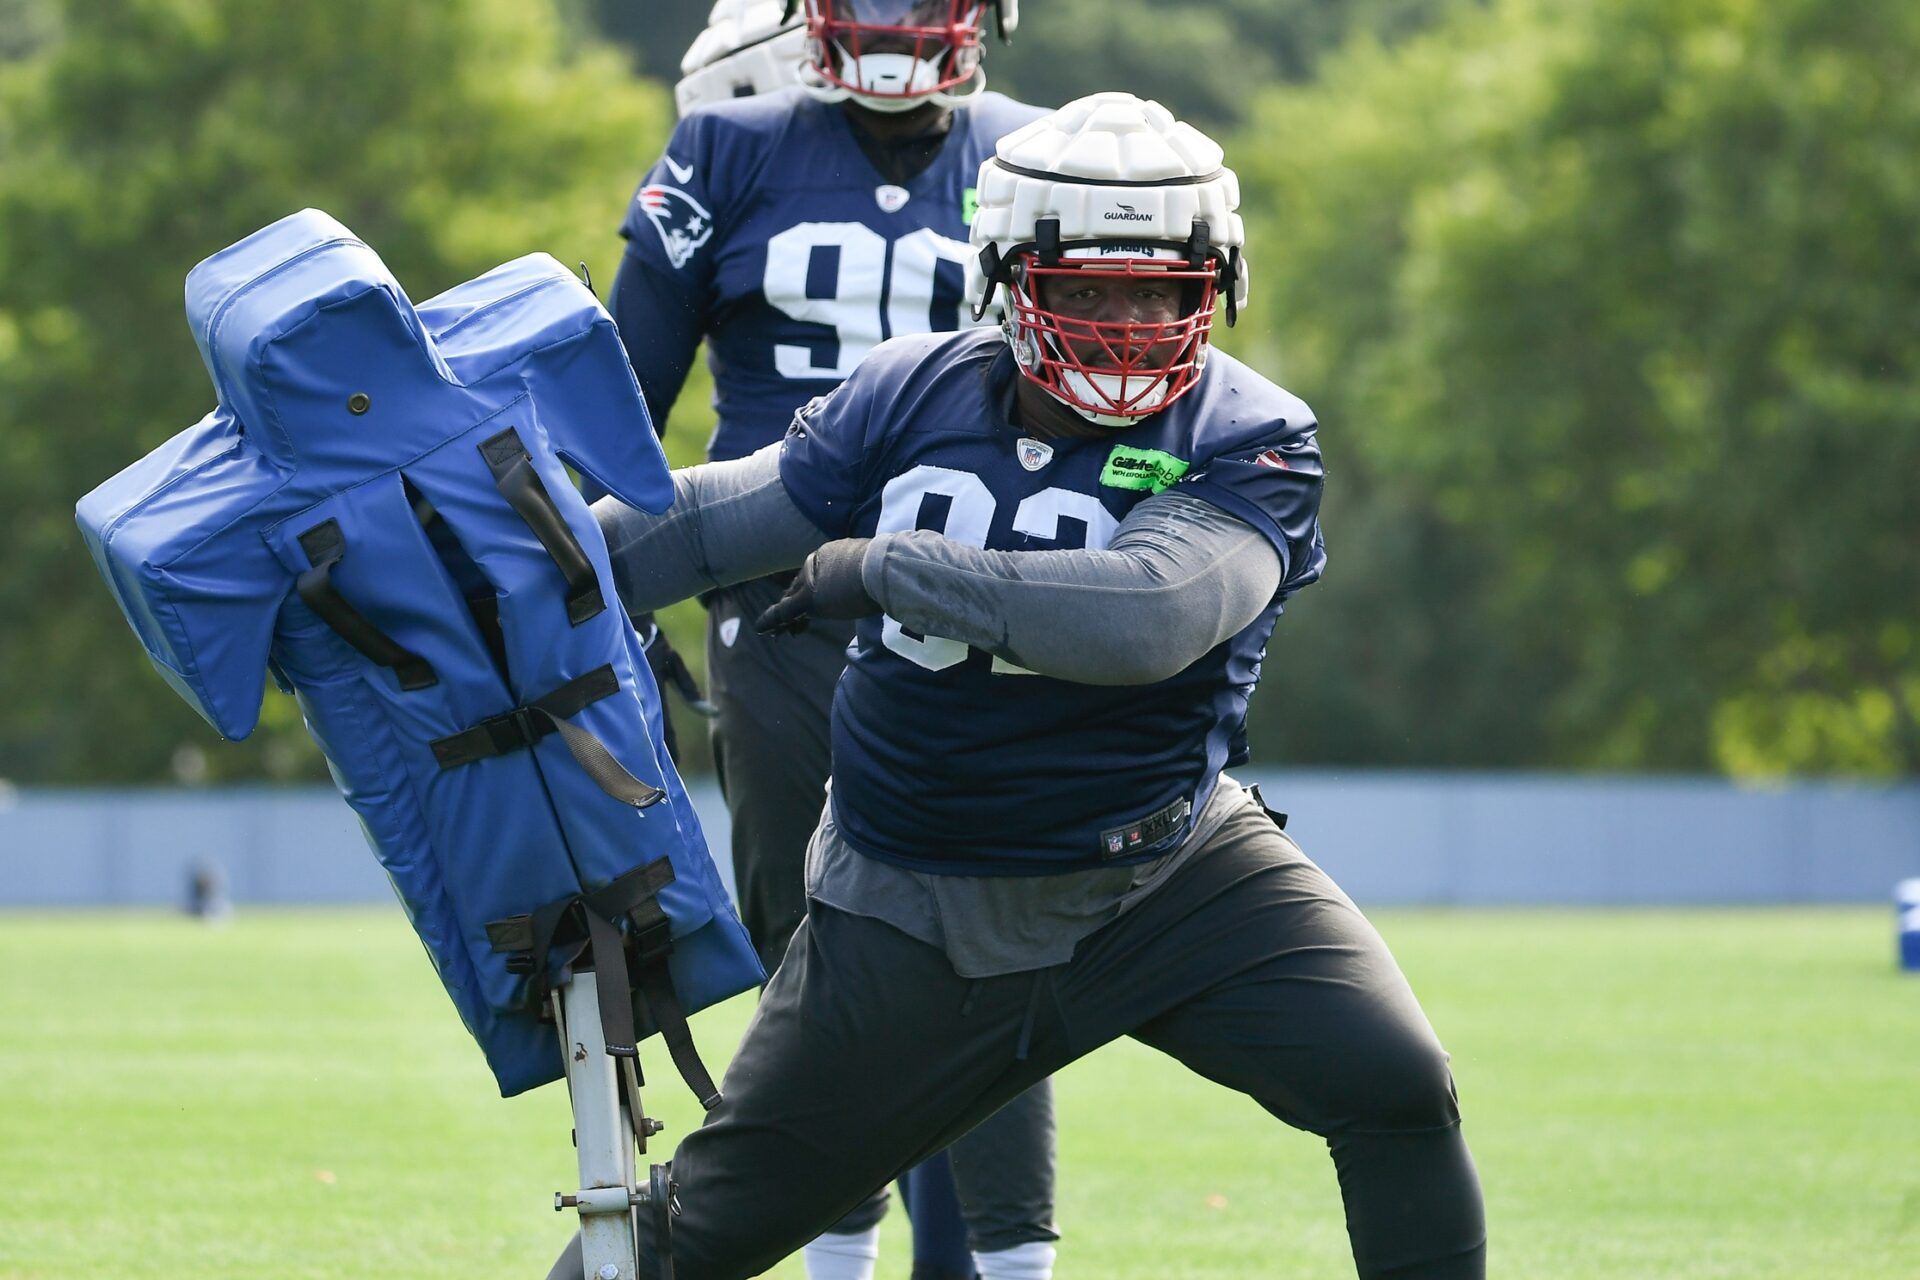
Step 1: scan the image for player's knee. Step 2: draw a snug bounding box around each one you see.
[1326,1024,1461,1134]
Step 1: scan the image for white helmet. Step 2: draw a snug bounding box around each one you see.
[967,92,1247,425]
[787,0,1017,114]
[675,0,809,116]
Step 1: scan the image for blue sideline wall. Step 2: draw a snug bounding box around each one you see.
[2,772,1917,910]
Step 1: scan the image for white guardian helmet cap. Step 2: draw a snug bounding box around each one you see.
[967,92,1247,425]
[676,0,809,115]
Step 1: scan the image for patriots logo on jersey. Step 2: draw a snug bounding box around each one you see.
[637,185,714,270]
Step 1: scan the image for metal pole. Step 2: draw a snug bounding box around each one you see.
[555,966,640,1280]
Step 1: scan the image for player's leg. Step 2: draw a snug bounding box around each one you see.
[1054,791,1486,1280]
[545,900,1065,1280]
[948,1081,1058,1280]
[664,903,1064,1279]
[706,580,978,1275]
[899,1152,975,1280]
[675,902,1067,1280]
[703,574,851,974]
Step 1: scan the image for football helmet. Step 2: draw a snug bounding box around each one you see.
[785,0,1017,113]
[966,93,1247,425]
[676,0,809,116]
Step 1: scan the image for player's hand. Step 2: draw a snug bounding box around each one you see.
[632,611,714,766]
[637,612,717,717]
[755,538,878,635]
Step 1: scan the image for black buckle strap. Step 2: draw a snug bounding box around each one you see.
[429,666,664,808]
[295,520,438,691]
[625,893,722,1112]
[485,863,668,1060]
[485,857,676,967]
[479,426,605,627]
[486,859,722,1109]
[431,665,617,765]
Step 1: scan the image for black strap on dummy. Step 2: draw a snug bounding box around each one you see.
[485,858,722,1109]
[625,892,722,1109]
[295,520,438,690]
[428,665,665,809]
[478,427,605,626]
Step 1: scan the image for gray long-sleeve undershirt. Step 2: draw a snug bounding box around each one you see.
[594,442,1284,684]
[865,498,1281,684]
[594,444,829,610]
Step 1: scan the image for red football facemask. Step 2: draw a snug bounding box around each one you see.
[1007,251,1222,421]
[799,0,988,104]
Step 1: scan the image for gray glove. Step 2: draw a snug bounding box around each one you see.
[755,538,878,635]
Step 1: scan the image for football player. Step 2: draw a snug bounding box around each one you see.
[556,92,1487,1280]
[611,5,1055,1280]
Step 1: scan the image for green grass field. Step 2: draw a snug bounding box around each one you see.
[1,907,1915,1279]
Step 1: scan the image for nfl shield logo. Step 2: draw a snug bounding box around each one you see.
[875,184,911,212]
[1106,833,1125,855]
[637,185,714,270]
[1017,437,1053,472]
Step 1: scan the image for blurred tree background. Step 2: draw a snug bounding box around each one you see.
[0,0,673,782]
[2,0,1913,784]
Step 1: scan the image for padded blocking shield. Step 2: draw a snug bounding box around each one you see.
[77,210,762,1096]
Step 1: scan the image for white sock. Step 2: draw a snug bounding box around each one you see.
[802,1225,881,1280]
[974,1241,1058,1280]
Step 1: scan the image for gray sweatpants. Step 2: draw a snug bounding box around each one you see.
[551,792,1485,1280]
[700,574,1056,1249]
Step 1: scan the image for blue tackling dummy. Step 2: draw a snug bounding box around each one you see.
[76,209,763,1099]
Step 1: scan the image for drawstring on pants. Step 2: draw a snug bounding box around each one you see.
[956,968,1052,1060]
[1015,968,1050,1062]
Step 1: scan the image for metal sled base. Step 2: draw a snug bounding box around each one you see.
[552,966,676,1280]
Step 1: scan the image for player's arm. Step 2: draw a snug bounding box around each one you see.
[596,337,896,612]
[854,492,1284,685]
[611,114,725,435]
[756,417,1327,683]
[610,250,705,436]
[593,444,828,614]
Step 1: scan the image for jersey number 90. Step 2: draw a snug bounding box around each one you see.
[763,224,972,379]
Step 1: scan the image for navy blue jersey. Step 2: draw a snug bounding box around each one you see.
[616,88,1046,462]
[779,329,1328,876]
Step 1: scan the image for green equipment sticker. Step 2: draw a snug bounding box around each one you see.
[1100,445,1190,493]
[962,187,979,225]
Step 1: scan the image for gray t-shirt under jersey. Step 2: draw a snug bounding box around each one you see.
[806,774,1252,978]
